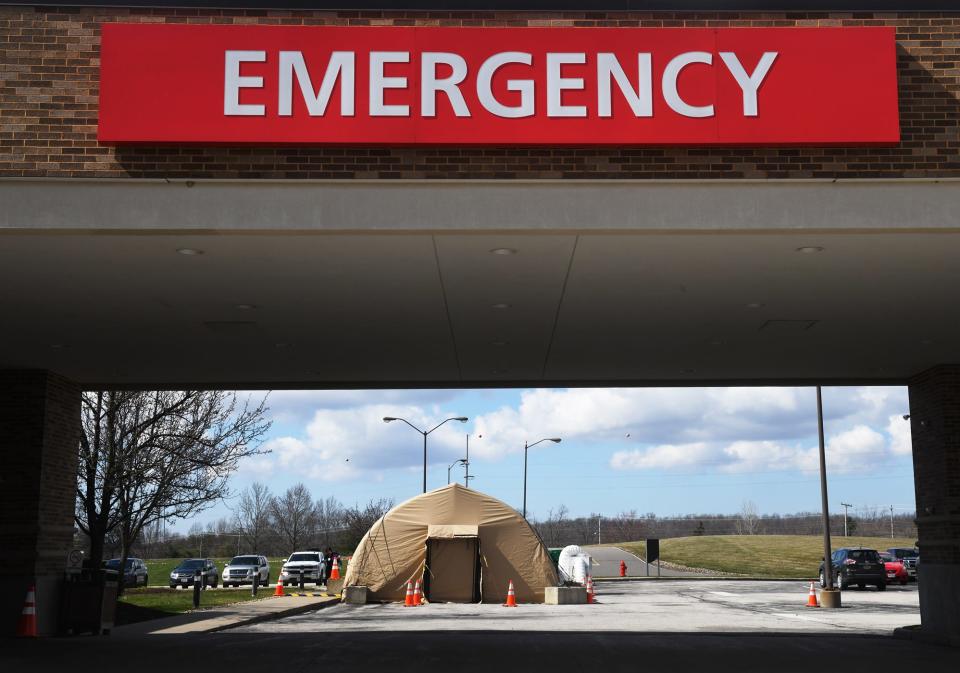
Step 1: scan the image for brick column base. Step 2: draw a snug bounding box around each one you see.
[0,371,80,637]
[908,365,960,639]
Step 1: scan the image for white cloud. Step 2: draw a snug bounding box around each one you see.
[246,389,459,423]
[471,386,907,458]
[610,442,714,470]
[253,403,469,482]
[886,414,913,456]
[609,423,894,476]
[250,385,911,483]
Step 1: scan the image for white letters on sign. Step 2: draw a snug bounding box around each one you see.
[224,49,779,119]
[224,50,266,116]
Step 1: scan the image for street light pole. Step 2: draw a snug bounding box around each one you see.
[383,415,469,493]
[522,437,562,519]
[841,502,853,537]
[817,386,834,590]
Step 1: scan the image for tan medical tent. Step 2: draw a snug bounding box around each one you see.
[343,483,558,603]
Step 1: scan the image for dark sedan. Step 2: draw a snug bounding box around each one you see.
[169,558,219,588]
[104,557,149,588]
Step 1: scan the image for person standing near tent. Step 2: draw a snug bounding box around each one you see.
[323,547,337,583]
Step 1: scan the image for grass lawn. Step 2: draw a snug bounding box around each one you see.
[116,587,264,625]
[617,535,917,578]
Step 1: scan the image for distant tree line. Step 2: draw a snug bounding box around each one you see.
[531,501,917,548]
[110,482,393,559]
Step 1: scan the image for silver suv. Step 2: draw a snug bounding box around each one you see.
[222,555,270,587]
[280,551,326,586]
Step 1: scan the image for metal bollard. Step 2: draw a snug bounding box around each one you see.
[252,572,259,596]
[192,570,201,608]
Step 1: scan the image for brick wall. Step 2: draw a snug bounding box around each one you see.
[908,365,960,566]
[0,370,80,636]
[1,7,959,179]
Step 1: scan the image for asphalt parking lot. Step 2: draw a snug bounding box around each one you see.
[238,579,920,635]
[5,580,949,673]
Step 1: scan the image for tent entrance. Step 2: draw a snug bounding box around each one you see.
[425,536,480,603]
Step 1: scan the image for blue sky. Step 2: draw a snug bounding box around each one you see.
[180,385,915,532]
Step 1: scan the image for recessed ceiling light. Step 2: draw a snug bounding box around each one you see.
[796,246,825,254]
[920,338,934,346]
[275,342,291,349]
[50,343,66,349]
[489,248,517,256]
[491,340,509,347]
[491,303,511,310]
[234,304,257,310]
[746,302,765,309]
[176,248,204,256]
[708,339,724,346]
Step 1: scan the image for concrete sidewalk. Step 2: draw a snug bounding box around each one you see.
[111,595,338,637]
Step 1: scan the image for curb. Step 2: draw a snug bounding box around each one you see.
[207,596,339,633]
[893,625,960,649]
[593,576,814,582]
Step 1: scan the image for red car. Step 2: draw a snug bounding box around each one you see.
[878,551,909,585]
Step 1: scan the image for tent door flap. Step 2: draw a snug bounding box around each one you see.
[425,537,480,603]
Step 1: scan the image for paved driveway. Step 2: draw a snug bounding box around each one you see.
[238,579,919,635]
[4,581,945,673]
[584,544,698,577]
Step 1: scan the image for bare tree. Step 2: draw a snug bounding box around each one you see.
[236,482,273,553]
[314,496,345,548]
[271,483,316,552]
[341,498,394,550]
[76,390,271,578]
[737,500,761,535]
[537,504,570,547]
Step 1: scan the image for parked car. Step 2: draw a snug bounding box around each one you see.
[819,548,885,591]
[280,550,326,586]
[886,547,919,581]
[104,557,149,588]
[877,551,909,586]
[169,558,219,589]
[222,555,270,587]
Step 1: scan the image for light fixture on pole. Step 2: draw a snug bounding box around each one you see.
[383,415,469,493]
[447,459,467,484]
[465,433,482,488]
[523,437,562,519]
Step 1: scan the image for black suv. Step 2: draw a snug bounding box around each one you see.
[819,548,886,591]
[169,558,219,588]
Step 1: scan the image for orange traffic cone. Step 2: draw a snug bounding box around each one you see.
[16,585,37,637]
[502,580,517,607]
[806,581,819,608]
[330,557,341,580]
[404,580,414,607]
[413,579,423,606]
[273,578,284,597]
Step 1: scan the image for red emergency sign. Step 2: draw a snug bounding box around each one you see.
[97,24,899,145]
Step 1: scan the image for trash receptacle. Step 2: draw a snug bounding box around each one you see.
[59,567,119,635]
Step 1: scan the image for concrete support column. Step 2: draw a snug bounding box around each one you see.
[908,365,960,640]
[0,371,80,636]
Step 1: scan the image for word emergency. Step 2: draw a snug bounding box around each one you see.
[224,49,778,119]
